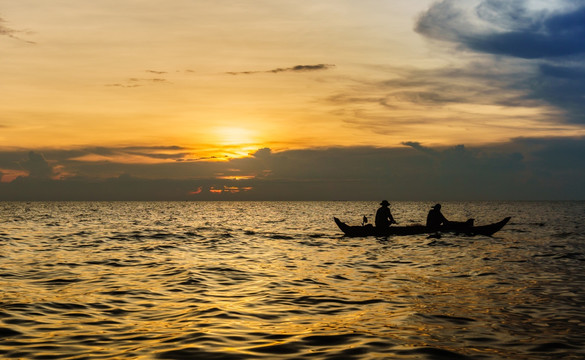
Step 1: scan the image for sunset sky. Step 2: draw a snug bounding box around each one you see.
[1,0,585,200]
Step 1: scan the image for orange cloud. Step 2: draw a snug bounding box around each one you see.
[188,186,202,195]
[0,169,28,183]
[215,175,255,180]
[208,185,253,194]
[70,153,175,164]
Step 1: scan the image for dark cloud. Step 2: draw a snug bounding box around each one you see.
[527,62,585,124]
[402,142,440,156]
[227,64,335,75]
[1,139,584,200]
[270,64,335,73]
[19,151,53,179]
[414,0,585,124]
[539,63,585,79]
[511,136,585,169]
[251,147,272,159]
[416,1,585,59]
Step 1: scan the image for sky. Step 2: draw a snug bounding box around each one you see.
[1,0,585,200]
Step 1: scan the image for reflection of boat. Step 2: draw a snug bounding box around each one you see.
[334,217,511,237]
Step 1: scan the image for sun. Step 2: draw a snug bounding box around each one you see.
[207,126,261,159]
[214,126,256,146]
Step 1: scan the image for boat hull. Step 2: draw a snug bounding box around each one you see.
[334,217,511,237]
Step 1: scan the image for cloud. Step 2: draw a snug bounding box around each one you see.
[416,0,585,59]
[19,151,53,179]
[326,61,555,142]
[1,16,17,37]
[414,0,585,124]
[251,147,272,159]
[145,70,167,75]
[0,15,34,44]
[105,83,142,88]
[226,64,335,75]
[402,142,440,156]
[527,62,585,124]
[1,138,583,200]
[64,146,202,174]
[269,64,335,73]
[107,64,333,88]
[82,145,191,160]
[105,71,170,88]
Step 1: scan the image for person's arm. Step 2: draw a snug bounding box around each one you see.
[441,212,449,225]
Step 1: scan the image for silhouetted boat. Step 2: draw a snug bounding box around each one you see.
[334,217,511,237]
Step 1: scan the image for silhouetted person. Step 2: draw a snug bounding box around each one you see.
[426,203,448,230]
[375,200,396,229]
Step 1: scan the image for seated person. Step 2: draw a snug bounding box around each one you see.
[426,203,449,230]
[375,200,396,228]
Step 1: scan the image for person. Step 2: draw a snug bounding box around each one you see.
[426,203,449,230]
[375,200,396,229]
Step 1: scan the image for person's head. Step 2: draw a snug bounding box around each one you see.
[432,203,441,210]
[380,200,390,207]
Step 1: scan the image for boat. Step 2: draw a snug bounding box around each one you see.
[334,216,511,237]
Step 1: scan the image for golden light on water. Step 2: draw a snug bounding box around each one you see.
[2,201,584,358]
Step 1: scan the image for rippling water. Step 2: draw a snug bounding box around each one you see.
[1,201,584,359]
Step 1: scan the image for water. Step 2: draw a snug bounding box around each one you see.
[1,201,584,359]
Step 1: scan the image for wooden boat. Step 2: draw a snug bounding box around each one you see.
[334,217,511,237]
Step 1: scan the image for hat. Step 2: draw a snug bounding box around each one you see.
[380,200,390,206]
[432,203,441,209]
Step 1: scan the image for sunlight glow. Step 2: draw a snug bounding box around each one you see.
[208,186,253,194]
[213,127,257,146]
[215,175,256,180]
[197,126,263,160]
[69,154,174,164]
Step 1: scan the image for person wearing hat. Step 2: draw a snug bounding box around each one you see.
[426,203,449,230]
[375,200,396,229]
